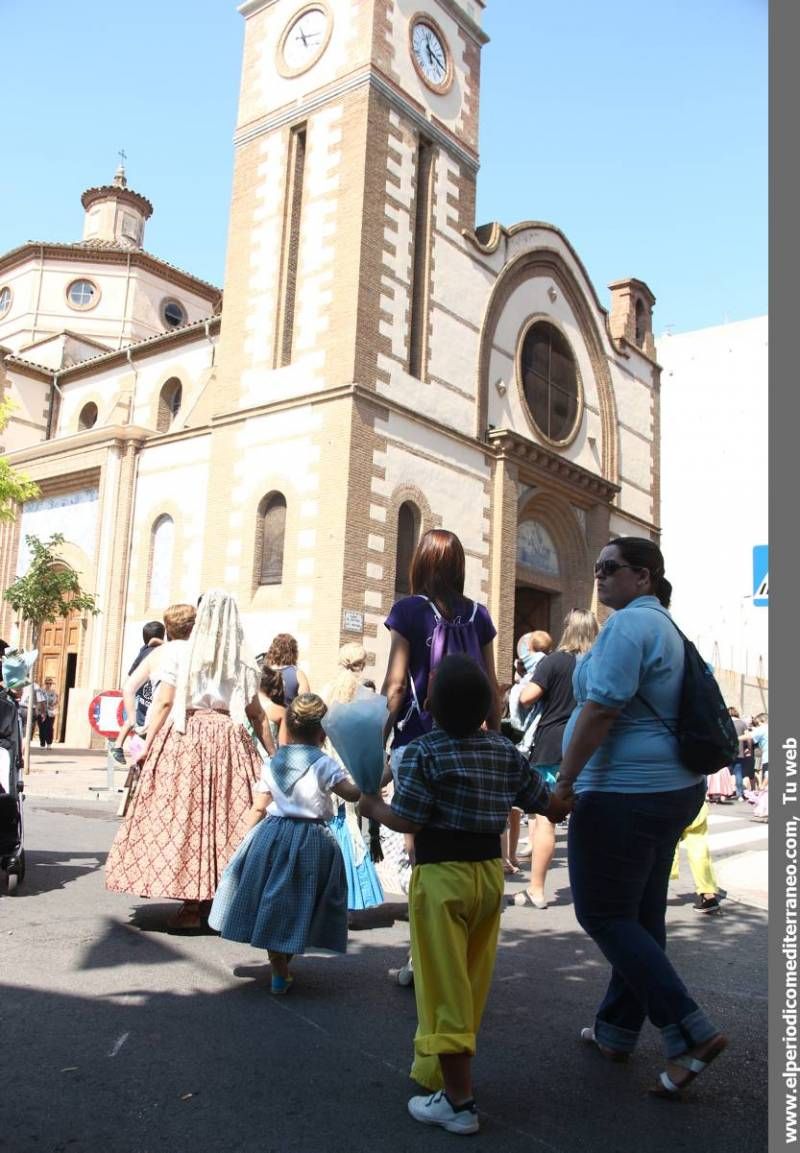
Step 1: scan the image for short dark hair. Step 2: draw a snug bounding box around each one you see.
[142,620,166,644]
[429,654,491,738]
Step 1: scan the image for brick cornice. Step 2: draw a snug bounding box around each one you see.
[234,66,480,173]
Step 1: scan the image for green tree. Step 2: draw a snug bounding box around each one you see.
[4,533,100,770]
[0,399,40,519]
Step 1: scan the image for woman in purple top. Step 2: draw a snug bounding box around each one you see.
[382,528,501,754]
[378,528,500,982]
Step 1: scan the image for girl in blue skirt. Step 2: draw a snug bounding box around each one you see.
[209,693,361,993]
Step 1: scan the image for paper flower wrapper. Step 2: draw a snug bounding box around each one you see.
[322,692,389,794]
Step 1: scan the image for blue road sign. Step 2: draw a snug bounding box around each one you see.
[753,545,768,607]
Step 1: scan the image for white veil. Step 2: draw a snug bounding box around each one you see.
[171,589,260,734]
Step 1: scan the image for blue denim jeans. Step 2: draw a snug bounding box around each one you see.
[568,781,717,1059]
[731,757,754,798]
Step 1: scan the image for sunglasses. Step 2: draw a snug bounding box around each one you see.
[594,560,640,578]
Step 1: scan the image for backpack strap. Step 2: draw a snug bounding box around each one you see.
[418,595,478,625]
[630,603,684,739]
[635,687,679,739]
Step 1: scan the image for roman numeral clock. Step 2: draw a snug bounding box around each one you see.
[409,14,454,94]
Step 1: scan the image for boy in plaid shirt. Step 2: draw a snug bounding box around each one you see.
[361,653,567,1134]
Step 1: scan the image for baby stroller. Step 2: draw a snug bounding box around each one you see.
[0,676,26,893]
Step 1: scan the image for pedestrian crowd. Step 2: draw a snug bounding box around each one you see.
[4,528,749,1134]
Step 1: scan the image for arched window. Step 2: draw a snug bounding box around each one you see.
[634,299,647,347]
[148,514,174,607]
[395,501,420,597]
[157,378,182,432]
[256,493,287,585]
[519,321,579,443]
[78,402,98,431]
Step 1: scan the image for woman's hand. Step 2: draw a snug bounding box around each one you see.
[549,778,574,820]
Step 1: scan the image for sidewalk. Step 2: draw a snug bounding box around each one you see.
[24,746,127,799]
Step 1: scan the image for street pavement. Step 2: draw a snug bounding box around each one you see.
[2,751,769,1153]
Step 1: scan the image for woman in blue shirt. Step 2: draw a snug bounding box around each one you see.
[555,538,727,1098]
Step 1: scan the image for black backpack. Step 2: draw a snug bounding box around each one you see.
[637,613,739,775]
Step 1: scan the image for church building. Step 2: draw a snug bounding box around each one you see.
[0,0,660,745]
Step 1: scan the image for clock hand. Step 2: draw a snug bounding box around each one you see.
[298,27,308,47]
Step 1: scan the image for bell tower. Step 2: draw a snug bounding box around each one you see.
[202,0,490,679]
[214,0,489,408]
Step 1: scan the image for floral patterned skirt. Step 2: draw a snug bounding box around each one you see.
[105,710,260,902]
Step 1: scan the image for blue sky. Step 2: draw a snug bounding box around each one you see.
[2,0,766,334]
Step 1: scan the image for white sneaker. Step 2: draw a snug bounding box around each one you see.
[407,1090,479,1134]
[388,958,414,986]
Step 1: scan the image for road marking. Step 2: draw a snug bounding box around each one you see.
[108,1032,130,1058]
[708,826,768,853]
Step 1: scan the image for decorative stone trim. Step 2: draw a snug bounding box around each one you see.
[488,429,619,505]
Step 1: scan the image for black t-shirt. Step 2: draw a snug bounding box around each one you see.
[529,650,577,766]
[128,644,154,728]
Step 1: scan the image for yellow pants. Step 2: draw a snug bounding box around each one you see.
[408,859,504,1090]
[670,802,718,894]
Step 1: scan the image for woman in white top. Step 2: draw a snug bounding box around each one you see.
[106,590,273,931]
[210,693,360,994]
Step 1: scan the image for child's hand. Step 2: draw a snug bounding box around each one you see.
[546,786,573,823]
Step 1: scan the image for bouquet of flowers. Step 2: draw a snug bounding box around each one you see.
[322,690,389,795]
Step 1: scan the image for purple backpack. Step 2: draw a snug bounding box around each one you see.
[400,597,484,732]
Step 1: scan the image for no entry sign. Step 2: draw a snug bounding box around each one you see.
[88,691,126,739]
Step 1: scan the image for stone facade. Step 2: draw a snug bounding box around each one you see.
[0,0,660,745]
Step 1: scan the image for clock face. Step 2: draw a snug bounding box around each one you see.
[411,19,450,90]
[282,7,329,72]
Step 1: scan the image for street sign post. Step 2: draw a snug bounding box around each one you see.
[87,691,126,792]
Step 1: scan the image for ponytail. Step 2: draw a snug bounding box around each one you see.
[655,575,672,609]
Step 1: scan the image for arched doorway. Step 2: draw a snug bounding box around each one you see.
[513,519,562,673]
[37,573,83,745]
